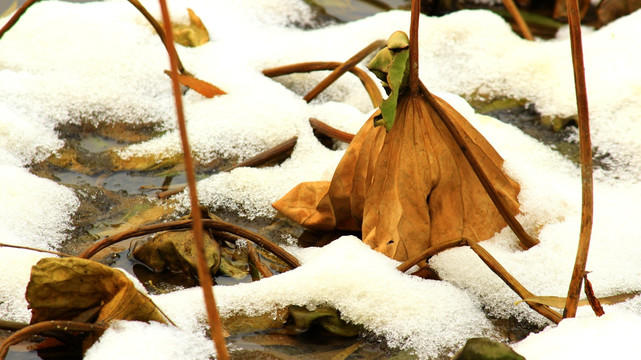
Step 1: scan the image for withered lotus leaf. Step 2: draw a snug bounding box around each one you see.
[26,257,167,324]
[171,8,209,47]
[273,34,522,262]
[133,229,221,277]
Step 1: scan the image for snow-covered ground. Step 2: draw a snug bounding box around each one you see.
[2,0,641,358]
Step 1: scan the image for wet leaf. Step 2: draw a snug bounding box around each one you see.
[133,229,221,277]
[26,257,167,324]
[223,308,289,336]
[288,306,360,337]
[172,8,209,47]
[164,70,226,98]
[273,32,522,262]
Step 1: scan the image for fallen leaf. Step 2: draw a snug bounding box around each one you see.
[26,257,167,324]
[133,228,221,277]
[273,33,522,262]
[171,8,209,47]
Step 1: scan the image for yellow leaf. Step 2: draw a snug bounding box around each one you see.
[172,8,209,47]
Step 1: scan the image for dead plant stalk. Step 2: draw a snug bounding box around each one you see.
[563,0,594,319]
[157,1,228,358]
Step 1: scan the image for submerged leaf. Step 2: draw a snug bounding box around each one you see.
[288,306,360,337]
[133,229,221,277]
[26,257,167,324]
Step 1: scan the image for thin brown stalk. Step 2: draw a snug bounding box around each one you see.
[247,243,272,278]
[303,40,384,103]
[502,0,534,40]
[409,0,420,95]
[0,243,72,257]
[0,0,40,40]
[225,136,298,171]
[263,62,383,108]
[127,0,187,74]
[157,1,227,357]
[397,238,469,272]
[0,321,108,359]
[583,273,604,316]
[563,0,593,319]
[77,219,301,269]
[467,239,563,324]
[420,82,539,249]
[309,118,355,143]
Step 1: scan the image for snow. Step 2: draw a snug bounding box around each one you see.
[1,0,641,358]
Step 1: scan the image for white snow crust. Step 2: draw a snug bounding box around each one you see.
[2,0,641,358]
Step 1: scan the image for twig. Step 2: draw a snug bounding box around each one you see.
[420,82,539,250]
[0,321,108,359]
[502,0,534,40]
[247,243,272,279]
[157,1,227,357]
[303,40,385,103]
[0,243,73,258]
[309,118,354,143]
[77,219,301,269]
[466,239,563,324]
[563,0,593,319]
[0,0,40,40]
[583,273,604,316]
[263,62,383,108]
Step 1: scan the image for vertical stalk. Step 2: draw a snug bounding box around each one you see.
[562,0,593,319]
[157,1,229,358]
[408,0,420,95]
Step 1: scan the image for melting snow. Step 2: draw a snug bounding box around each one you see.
[2,0,641,358]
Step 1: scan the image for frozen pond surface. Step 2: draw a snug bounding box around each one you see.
[2,0,641,359]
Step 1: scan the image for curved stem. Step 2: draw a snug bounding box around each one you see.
[397,238,468,272]
[563,0,593,319]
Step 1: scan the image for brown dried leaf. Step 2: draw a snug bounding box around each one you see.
[26,257,167,324]
[273,90,521,262]
[597,0,641,25]
[133,229,221,277]
[172,8,209,47]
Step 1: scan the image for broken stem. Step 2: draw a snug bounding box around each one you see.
[309,118,355,143]
[408,0,420,95]
[563,0,593,319]
[0,0,40,40]
[225,136,298,171]
[303,39,385,103]
[0,321,109,359]
[502,0,534,40]
[263,62,383,108]
[158,1,227,357]
[466,239,563,324]
[420,82,539,249]
[247,243,273,279]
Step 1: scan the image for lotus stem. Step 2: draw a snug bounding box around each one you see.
[0,0,40,40]
[0,243,72,257]
[409,0,420,95]
[502,0,534,40]
[303,39,385,103]
[225,136,298,171]
[309,118,355,143]
[263,62,383,108]
[562,0,593,319]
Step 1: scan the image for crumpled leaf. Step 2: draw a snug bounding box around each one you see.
[367,31,410,130]
[273,32,522,262]
[26,257,167,324]
[171,8,209,47]
[287,306,360,337]
[133,228,221,277]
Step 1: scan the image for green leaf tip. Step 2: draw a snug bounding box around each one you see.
[367,31,410,131]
